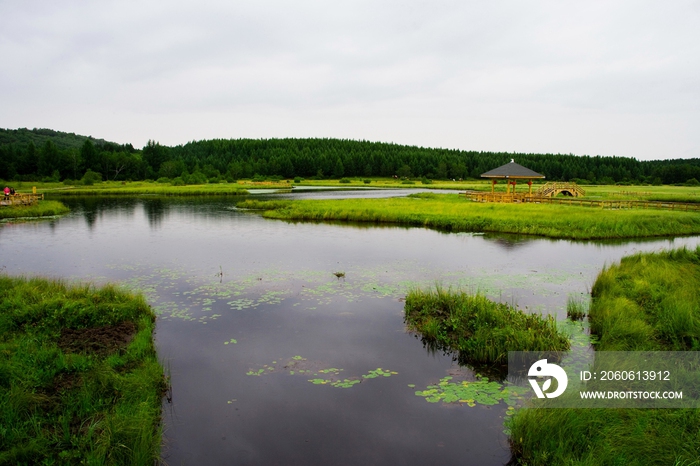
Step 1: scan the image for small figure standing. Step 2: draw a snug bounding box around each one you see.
[3,186,9,198]
[9,187,15,195]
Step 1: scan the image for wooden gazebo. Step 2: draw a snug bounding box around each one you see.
[467,160,585,202]
[480,159,545,196]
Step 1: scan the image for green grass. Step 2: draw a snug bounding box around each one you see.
[0,276,165,465]
[589,247,700,351]
[290,177,472,190]
[0,201,70,219]
[238,193,700,239]
[404,286,569,368]
[582,184,700,202]
[509,407,700,466]
[509,246,700,466]
[566,295,588,321]
[46,181,250,196]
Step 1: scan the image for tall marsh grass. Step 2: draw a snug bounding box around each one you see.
[589,246,700,351]
[404,286,569,367]
[509,406,700,465]
[566,295,588,320]
[0,276,165,465]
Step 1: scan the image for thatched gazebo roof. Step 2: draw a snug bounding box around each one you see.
[481,159,545,180]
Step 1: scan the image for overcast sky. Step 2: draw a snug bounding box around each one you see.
[1,1,698,159]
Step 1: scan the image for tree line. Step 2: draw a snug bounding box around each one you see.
[1,128,700,185]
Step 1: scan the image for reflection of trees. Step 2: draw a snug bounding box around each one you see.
[59,196,242,231]
[482,232,674,251]
[143,199,169,228]
[481,233,540,251]
[409,331,509,380]
[59,197,138,231]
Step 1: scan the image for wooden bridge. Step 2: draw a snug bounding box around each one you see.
[536,182,585,197]
[0,193,44,207]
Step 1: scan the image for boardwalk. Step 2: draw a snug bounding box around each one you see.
[465,191,700,212]
[0,193,44,207]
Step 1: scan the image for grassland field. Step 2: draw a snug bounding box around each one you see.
[239,193,700,240]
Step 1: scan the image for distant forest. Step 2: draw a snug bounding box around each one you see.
[1,127,700,185]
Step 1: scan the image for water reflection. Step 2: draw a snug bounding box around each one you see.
[142,199,168,228]
[57,197,139,230]
[481,233,545,251]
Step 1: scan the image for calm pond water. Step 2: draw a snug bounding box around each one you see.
[1,194,699,465]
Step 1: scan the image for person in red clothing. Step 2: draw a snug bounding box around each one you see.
[3,186,9,198]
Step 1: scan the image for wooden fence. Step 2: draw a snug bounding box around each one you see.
[465,192,700,212]
[0,193,44,207]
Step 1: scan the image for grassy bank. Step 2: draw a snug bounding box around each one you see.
[0,200,70,219]
[239,194,700,239]
[404,287,569,368]
[509,246,700,465]
[46,181,250,196]
[0,276,165,465]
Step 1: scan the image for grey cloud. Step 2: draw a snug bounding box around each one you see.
[0,0,698,158]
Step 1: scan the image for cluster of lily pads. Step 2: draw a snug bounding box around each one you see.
[413,375,528,408]
[245,356,398,389]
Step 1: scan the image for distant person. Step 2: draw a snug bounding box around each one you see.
[9,187,15,195]
[3,186,9,198]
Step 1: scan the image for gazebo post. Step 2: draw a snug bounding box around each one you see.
[491,179,496,193]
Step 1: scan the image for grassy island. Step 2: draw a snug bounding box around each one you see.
[404,287,569,368]
[509,247,700,465]
[238,193,700,240]
[0,276,165,465]
[0,201,70,220]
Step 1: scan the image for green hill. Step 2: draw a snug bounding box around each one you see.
[0,128,111,151]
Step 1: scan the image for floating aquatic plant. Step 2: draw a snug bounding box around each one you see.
[413,375,528,407]
[245,357,397,389]
[362,368,398,379]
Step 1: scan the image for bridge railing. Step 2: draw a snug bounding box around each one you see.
[465,191,700,211]
[0,193,44,206]
[536,182,585,197]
